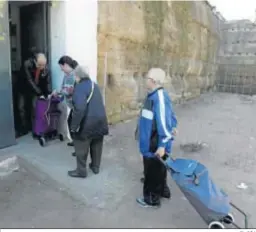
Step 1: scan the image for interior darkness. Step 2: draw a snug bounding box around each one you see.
[9,1,49,138]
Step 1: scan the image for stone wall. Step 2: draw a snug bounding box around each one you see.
[98,1,222,124]
[217,20,256,95]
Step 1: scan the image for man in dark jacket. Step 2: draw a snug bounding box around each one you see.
[68,65,109,178]
[18,53,51,134]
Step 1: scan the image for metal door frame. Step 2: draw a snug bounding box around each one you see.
[0,1,16,148]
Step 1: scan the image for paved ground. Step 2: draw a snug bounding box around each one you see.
[0,157,91,228]
[1,92,256,228]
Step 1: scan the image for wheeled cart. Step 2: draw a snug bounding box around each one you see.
[159,155,248,229]
[33,96,64,147]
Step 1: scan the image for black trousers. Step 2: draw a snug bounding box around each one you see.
[67,109,73,135]
[23,93,36,131]
[74,137,104,175]
[12,89,23,133]
[143,156,168,206]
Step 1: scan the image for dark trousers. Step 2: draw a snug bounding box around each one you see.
[67,109,73,135]
[23,93,36,131]
[13,89,23,133]
[13,90,35,133]
[74,137,104,175]
[143,156,168,206]
[143,157,148,176]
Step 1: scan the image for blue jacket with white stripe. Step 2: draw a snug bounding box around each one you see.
[138,87,177,158]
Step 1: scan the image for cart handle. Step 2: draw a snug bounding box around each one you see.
[230,202,249,229]
[157,153,174,163]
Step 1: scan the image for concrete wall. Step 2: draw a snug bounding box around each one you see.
[98,1,222,124]
[49,0,66,90]
[217,20,256,94]
[50,0,98,90]
[64,0,98,83]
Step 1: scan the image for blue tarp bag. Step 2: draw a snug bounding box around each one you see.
[164,157,231,224]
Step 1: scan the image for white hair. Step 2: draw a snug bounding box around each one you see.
[147,68,166,85]
[74,65,90,79]
[36,53,47,60]
[36,53,47,63]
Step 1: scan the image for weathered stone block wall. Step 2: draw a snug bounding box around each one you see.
[98,1,221,124]
[217,20,256,95]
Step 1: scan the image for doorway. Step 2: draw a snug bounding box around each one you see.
[9,1,50,139]
[19,2,49,62]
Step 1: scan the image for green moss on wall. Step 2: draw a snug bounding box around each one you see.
[142,1,168,67]
[97,0,220,123]
[172,1,191,58]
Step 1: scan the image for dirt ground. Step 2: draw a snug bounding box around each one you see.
[1,93,256,228]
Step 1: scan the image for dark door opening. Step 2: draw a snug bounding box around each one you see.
[9,1,50,141]
[20,2,49,62]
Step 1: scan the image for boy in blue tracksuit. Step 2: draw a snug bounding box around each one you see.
[136,68,177,208]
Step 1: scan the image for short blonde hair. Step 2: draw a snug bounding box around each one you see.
[147,68,166,85]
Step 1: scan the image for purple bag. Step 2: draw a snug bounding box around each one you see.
[33,97,61,136]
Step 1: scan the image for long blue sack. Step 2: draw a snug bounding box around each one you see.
[164,157,230,224]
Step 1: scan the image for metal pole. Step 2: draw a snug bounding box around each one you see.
[242,64,245,95]
[103,52,108,106]
[223,64,228,93]
[235,64,239,94]
[253,71,256,95]
[250,67,253,95]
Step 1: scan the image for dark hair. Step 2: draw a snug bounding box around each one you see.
[58,56,78,69]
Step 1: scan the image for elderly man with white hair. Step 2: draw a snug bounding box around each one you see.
[135,67,178,208]
[17,51,51,137]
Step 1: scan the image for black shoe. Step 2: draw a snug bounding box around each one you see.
[89,163,99,174]
[161,185,171,199]
[72,152,76,157]
[67,170,87,178]
[67,142,74,147]
[136,197,160,209]
[140,177,145,183]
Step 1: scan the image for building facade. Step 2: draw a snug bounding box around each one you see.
[0,0,98,148]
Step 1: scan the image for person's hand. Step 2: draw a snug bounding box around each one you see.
[39,95,45,99]
[51,89,58,96]
[172,128,178,137]
[155,147,165,157]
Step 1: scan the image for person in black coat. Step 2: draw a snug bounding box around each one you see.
[68,65,109,178]
[18,53,51,134]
